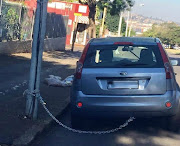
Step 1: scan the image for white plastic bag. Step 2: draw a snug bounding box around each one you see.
[44,75,74,87]
[64,75,74,84]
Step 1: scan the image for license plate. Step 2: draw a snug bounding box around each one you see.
[108,81,138,89]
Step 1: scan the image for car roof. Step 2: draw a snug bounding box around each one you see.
[90,37,161,45]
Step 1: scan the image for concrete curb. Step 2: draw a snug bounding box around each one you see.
[12,99,70,146]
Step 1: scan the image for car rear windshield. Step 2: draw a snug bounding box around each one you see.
[83,44,164,68]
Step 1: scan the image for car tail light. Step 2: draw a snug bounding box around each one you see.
[77,102,83,108]
[165,102,172,108]
[158,43,172,79]
[75,43,90,79]
[75,62,83,79]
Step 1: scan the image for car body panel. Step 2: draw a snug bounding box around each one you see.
[70,37,180,118]
[71,90,180,118]
[81,68,166,95]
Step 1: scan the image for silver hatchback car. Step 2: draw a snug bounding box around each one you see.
[70,37,180,128]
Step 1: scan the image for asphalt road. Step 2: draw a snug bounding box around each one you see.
[31,54,180,146]
[0,50,80,144]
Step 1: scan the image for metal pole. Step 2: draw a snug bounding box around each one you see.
[19,5,22,24]
[26,0,41,117]
[33,0,48,120]
[31,9,35,40]
[128,24,132,37]
[71,16,78,52]
[118,11,123,37]
[128,12,132,37]
[125,10,130,37]
[0,0,2,16]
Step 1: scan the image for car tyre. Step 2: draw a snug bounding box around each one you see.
[163,104,180,132]
[166,115,179,132]
[71,113,85,129]
[166,107,180,132]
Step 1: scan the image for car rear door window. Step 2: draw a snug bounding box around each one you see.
[84,44,164,68]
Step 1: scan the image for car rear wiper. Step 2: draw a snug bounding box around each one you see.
[130,51,140,59]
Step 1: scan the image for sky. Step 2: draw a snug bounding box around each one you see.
[133,0,180,23]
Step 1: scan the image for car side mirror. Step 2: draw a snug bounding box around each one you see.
[170,60,178,66]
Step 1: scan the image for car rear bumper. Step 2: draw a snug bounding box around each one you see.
[71,91,180,118]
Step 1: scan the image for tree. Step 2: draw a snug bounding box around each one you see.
[105,13,126,34]
[142,22,180,47]
[97,0,134,15]
[79,0,96,38]
[129,29,136,37]
[79,0,134,38]
[66,0,78,2]
[0,2,20,41]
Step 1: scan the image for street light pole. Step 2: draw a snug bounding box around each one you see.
[118,11,123,36]
[128,12,132,37]
[120,0,131,37]
[125,10,130,37]
[128,4,145,37]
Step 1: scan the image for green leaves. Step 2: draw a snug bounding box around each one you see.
[6,8,19,26]
[143,23,180,47]
[105,12,126,34]
[97,0,134,15]
[0,3,21,41]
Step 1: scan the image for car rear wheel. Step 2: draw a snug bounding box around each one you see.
[71,113,86,129]
[166,115,179,132]
[166,106,180,132]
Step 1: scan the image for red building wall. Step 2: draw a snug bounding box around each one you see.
[25,0,89,45]
[47,1,89,45]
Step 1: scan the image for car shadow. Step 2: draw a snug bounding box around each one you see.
[72,116,180,146]
[49,108,180,146]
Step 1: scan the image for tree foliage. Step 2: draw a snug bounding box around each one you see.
[65,0,78,2]
[0,2,20,41]
[105,13,126,33]
[78,0,134,38]
[142,23,180,47]
[97,0,134,15]
[78,0,97,38]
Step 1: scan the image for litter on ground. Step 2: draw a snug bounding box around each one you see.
[44,75,74,87]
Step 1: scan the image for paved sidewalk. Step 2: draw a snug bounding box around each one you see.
[0,47,82,145]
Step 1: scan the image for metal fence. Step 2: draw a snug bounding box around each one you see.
[0,2,33,42]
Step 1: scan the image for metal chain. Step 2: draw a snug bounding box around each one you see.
[24,89,41,116]
[38,95,136,134]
